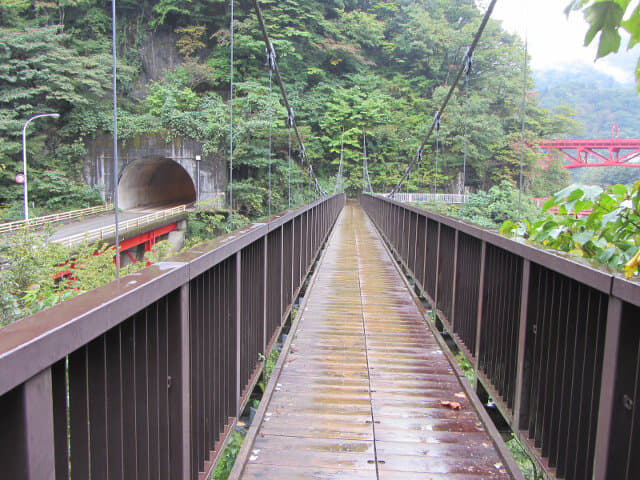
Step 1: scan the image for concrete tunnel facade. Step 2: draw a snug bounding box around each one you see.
[118,157,197,210]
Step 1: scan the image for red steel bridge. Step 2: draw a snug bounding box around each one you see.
[539,127,640,169]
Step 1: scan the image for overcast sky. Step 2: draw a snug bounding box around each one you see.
[491,0,638,84]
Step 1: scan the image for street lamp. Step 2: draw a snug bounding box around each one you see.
[22,112,60,220]
[195,154,202,202]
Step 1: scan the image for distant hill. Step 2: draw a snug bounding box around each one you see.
[534,65,640,139]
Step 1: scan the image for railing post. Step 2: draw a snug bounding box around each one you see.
[513,259,530,430]
[434,222,441,311]
[473,241,487,388]
[450,230,459,330]
[24,369,55,479]
[235,251,242,418]
[593,296,623,480]
[168,284,191,479]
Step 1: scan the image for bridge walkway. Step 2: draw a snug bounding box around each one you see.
[231,203,516,479]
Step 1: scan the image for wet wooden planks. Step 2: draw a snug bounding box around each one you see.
[237,204,513,479]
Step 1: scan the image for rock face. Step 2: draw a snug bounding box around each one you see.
[84,28,227,209]
[84,134,227,209]
[132,29,183,100]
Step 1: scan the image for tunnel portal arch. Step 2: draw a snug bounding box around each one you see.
[118,157,196,210]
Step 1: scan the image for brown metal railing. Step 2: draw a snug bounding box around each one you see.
[0,194,345,480]
[361,193,640,480]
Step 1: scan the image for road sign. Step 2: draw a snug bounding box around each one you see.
[15,173,25,184]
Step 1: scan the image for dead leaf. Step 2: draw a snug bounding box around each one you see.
[454,392,466,399]
[440,400,462,410]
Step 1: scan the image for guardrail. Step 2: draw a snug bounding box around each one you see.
[0,204,113,234]
[56,204,188,247]
[361,193,640,480]
[384,192,469,203]
[0,194,345,480]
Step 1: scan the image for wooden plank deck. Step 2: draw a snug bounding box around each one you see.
[231,203,519,479]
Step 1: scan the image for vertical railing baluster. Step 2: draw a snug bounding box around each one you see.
[24,369,56,480]
[513,259,530,431]
[450,230,459,331]
[235,251,242,418]
[168,285,190,480]
[434,223,442,313]
[593,296,622,480]
[474,241,487,388]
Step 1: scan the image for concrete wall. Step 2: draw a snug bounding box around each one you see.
[84,134,227,209]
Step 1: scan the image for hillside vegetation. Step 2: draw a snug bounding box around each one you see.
[1,0,575,218]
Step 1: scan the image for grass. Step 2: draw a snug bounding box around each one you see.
[453,349,475,385]
[210,431,246,480]
[505,437,544,480]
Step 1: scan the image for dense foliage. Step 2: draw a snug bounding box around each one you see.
[0,230,170,325]
[501,182,640,278]
[449,181,542,229]
[0,0,576,217]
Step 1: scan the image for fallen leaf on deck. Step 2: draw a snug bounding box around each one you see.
[440,400,462,410]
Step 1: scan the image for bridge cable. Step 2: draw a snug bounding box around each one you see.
[363,129,373,194]
[288,120,292,208]
[463,50,472,193]
[229,0,234,227]
[417,142,423,193]
[518,35,528,220]
[433,112,441,196]
[267,45,275,218]
[390,0,498,197]
[251,0,325,198]
[111,0,120,278]
[334,127,345,195]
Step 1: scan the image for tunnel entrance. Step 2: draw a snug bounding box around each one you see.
[118,157,196,210]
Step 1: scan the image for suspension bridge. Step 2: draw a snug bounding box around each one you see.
[0,1,639,480]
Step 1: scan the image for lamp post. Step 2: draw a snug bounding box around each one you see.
[22,113,59,221]
[195,154,202,202]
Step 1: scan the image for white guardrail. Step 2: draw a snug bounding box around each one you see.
[0,204,114,234]
[384,193,469,204]
[56,205,188,248]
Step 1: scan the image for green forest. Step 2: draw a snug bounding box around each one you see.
[0,0,577,219]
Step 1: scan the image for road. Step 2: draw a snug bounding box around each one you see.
[48,205,184,242]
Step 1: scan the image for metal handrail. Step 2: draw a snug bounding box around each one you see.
[55,205,187,247]
[0,194,345,480]
[0,204,113,234]
[361,193,640,480]
[386,193,470,203]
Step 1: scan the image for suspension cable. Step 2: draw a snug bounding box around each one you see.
[363,129,373,194]
[390,0,498,197]
[518,36,528,220]
[251,0,325,197]
[463,50,472,193]
[288,120,292,208]
[228,0,234,226]
[267,46,275,218]
[334,127,344,195]
[433,112,440,195]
